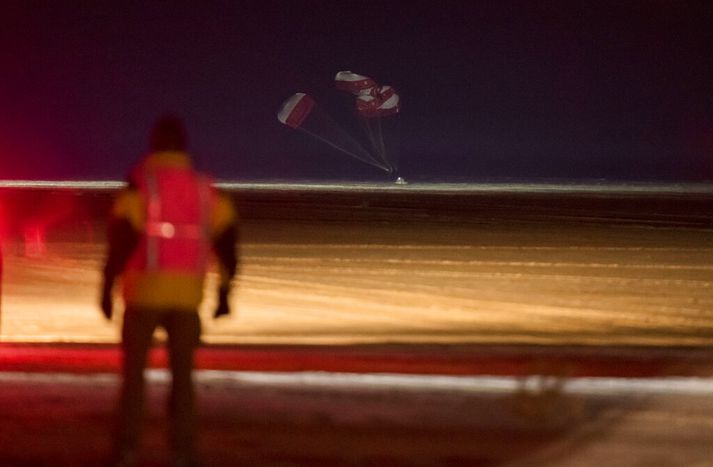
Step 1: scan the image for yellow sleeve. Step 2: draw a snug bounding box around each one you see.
[210,192,238,236]
[112,190,145,231]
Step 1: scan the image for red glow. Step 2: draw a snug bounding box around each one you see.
[0,198,7,243]
[23,226,47,258]
[20,190,84,257]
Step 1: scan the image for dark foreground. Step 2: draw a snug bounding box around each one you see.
[2,343,713,466]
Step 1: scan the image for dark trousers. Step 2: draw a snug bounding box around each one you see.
[114,307,201,460]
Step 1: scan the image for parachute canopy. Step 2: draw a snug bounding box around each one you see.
[277,92,315,129]
[334,71,376,95]
[335,71,401,118]
[356,85,400,118]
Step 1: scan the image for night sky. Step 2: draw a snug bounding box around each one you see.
[1,1,712,182]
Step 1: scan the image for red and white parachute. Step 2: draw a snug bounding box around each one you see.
[277,71,401,175]
[277,93,315,129]
[335,71,401,173]
[335,71,401,118]
[334,71,376,94]
[276,92,390,172]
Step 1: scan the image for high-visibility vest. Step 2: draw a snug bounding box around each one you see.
[126,166,214,275]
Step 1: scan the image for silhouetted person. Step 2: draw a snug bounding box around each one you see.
[100,115,238,467]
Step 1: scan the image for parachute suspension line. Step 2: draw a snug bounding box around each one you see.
[360,119,383,167]
[360,118,392,174]
[360,119,374,154]
[298,127,390,172]
[375,117,391,173]
[279,72,400,176]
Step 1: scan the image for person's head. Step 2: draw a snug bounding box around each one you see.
[149,114,187,152]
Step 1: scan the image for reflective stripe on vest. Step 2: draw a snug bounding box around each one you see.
[132,167,213,274]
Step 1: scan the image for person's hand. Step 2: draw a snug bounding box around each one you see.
[100,281,113,320]
[101,292,113,320]
[213,285,231,319]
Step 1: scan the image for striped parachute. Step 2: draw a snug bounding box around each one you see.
[277,92,390,172]
[277,71,401,175]
[335,71,401,118]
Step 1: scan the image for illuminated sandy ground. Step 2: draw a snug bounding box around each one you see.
[3,216,713,345]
